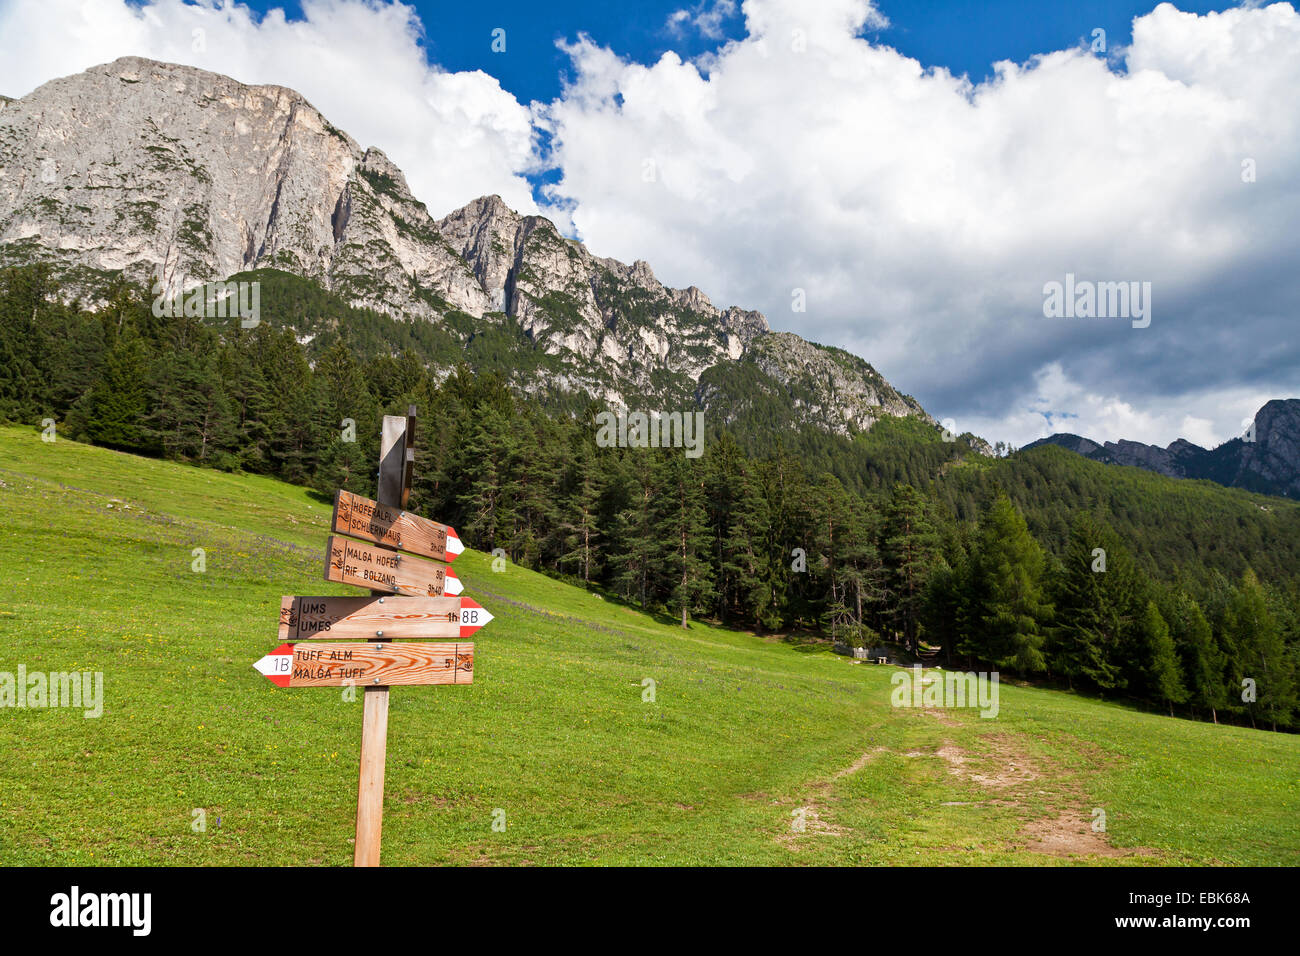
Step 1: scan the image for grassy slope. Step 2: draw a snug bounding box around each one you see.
[0,425,1295,866]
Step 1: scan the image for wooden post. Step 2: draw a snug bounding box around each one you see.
[354,410,415,867]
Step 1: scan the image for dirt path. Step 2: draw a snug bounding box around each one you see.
[781,728,1155,860]
[778,746,889,850]
[909,733,1155,859]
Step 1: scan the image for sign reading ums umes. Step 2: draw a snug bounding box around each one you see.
[332,490,465,563]
[279,595,493,641]
[254,641,474,687]
[324,535,463,596]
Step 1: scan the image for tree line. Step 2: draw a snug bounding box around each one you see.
[2,263,1296,731]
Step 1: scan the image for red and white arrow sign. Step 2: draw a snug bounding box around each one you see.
[332,490,467,564]
[253,643,295,687]
[445,527,465,560]
[325,536,464,597]
[456,597,491,635]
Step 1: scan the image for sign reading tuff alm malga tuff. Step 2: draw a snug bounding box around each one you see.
[323,535,463,597]
[332,490,465,563]
[254,641,474,687]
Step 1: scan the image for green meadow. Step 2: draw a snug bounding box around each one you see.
[0,425,1295,866]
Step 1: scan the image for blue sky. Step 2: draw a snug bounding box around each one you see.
[219,0,1243,210]
[233,0,1238,104]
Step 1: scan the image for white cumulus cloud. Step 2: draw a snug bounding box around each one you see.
[0,0,538,217]
[538,0,1300,447]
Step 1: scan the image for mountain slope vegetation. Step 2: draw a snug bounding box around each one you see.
[3,263,1297,732]
[0,427,1296,865]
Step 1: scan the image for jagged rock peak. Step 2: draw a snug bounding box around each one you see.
[359,147,412,195]
[1023,399,1300,498]
[0,56,932,439]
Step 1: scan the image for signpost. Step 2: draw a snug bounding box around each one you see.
[255,406,492,866]
[253,641,474,687]
[324,535,463,596]
[278,595,493,641]
[332,489,465,563]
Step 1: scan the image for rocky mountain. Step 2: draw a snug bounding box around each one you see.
[697,331,929,433]
[1024,399,1300,499]
[0,56,933,437]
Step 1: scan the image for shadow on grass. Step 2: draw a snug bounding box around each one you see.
[305,488,334,506]
[779,631,832,653]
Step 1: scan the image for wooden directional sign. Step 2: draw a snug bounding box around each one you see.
[324,535,463,597]
[263,407,497,867]
[332,489,464,563]
[279,595,493,641]
[254,641,474,688]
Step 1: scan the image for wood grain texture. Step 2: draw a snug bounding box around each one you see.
[331,489,456,562]
[355,413,408,868]
[324,535,452,596]
[286,641,473,687]
[400,405,416,508]
[279,595,487,640]
[354,685,388,868]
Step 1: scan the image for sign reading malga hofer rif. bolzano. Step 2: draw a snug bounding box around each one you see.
[324,534,463,596]
[253,407,495,867]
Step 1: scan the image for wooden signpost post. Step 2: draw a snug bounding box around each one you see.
[255,406,491,866]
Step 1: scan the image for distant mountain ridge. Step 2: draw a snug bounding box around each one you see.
[0,56,933,437]
[1024,399,1300,499]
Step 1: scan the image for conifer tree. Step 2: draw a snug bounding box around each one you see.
[317,432,373,494]
[964,494,1051,673]
[720,456,782,631]
[882,484,941,652]
[921,558,964,664]
[1140,600,1187,716]
[457,405,517,551]
[556,433,603,583]
[1225,569,1296,731]
[78,333,150,451]
[656,451,715,628]
[218,340,272,471]
[1165,589,1226,723]
[610,450,659,608]
[1048,514,1142,691]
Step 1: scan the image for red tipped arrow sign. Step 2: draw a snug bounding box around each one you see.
[324,536,463,596]
[278,595,493,640]
[255,642,295,687]
[332,490,464,562]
